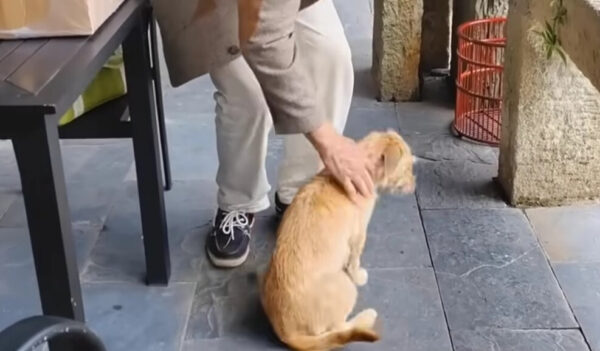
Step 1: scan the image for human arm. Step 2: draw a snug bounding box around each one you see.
[240,0,373,198]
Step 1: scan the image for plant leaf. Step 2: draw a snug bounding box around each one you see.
[541,0,567,63]
[546,45,555,59]
[556,47,567,63]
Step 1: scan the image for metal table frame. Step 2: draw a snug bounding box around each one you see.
[0,0,171,323]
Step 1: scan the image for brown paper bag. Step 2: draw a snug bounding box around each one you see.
[0,0,125,39]
[0,0,48,30]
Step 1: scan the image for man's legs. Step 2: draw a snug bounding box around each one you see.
[212,0,352,210]
[207,58,272,267]
[276,0,354,206]
[211,58,272,214]
[206,0,353,267]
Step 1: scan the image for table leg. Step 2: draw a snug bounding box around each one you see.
[12,116,84,321]
[122,10,171,285]
[149,15,172,192]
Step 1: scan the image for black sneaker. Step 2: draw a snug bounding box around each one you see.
[275,193,289,217]
[206,209,254,268]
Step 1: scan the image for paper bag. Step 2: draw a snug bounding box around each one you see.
[0,0,126,39]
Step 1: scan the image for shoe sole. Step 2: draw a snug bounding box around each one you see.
[207,245,250,268]
[275,207,284,217]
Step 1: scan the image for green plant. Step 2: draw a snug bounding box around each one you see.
[535,0,568,62]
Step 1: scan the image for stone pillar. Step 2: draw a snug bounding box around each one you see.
[372,0,423,101]
[498,0,600,206]
[450,0,508,83]
[420,0,451,72]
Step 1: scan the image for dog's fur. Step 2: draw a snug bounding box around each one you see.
[260,130,416,351]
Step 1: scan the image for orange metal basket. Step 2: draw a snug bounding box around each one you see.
[455,18,507,146]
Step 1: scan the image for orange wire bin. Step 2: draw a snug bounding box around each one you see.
[455,18,507,146]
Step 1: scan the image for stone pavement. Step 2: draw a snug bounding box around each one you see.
[0,1,599,350]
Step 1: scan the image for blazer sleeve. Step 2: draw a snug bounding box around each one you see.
[241,0,325,135]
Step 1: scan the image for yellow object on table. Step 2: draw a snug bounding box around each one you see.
[59,48,127,126]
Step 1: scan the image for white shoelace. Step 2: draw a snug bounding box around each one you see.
[217,210,252,249]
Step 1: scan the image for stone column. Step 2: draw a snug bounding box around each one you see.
[372,0,423,101]
[420,0,451,72]
[498,0,600,206]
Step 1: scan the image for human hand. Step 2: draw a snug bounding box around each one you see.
[306,123,374,201]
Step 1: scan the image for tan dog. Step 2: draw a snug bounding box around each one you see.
[261,130,416,351]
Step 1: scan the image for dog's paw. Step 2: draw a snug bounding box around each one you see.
[353,308,378,328]
[362,308,377,321]
[354,268,368,286]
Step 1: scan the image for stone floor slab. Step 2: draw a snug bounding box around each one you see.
[0,191,16,221]
[348,268,452,351]
[184,267,452,351]
[362,194,431,268]
[395,86,499,165]
[162,116,218,181]
[181,218,280,344]
[184,266,272,342]
[527,205,600,263]
[0,150,19,190]
[396,101,454,136]
[423,209,577,330]
[0,228,42,331]
[182,338,284,351]
[162,75,216,116]
[452,328,590,351]
[403,128,499,165]
[0,181,121,229]
[71,222,103,271]
[82,184,152,283]
[83,282,195,351]
[344,106,399,140]
[416,161,507,210]
[0,226,101,331]
[83,180,217,283]
[54,144,100,180]
[66,143,133,185]
[333,0,373,40]
[0,142,131,192]
[554,263,600,351]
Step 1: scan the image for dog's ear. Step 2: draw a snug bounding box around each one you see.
[383,142,403,176]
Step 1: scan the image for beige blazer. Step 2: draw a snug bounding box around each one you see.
[153,0,322,134]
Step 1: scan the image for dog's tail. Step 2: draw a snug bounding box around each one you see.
[282,309,379,351]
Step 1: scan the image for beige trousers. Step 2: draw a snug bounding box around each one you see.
[210,0,353,212]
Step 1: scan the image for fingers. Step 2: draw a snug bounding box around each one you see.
[341,177,358,203]
[365,159,376,177]
[351,172,368,198]
[354,150,375,197]
[353,178,368,199]
[362,169,375,196]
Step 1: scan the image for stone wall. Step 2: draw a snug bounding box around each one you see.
[498,0,600,206]
[530,0,600,94]
[372,0,424,101]
[420,0,451,71]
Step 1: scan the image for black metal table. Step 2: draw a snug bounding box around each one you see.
[0,0,171,323]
